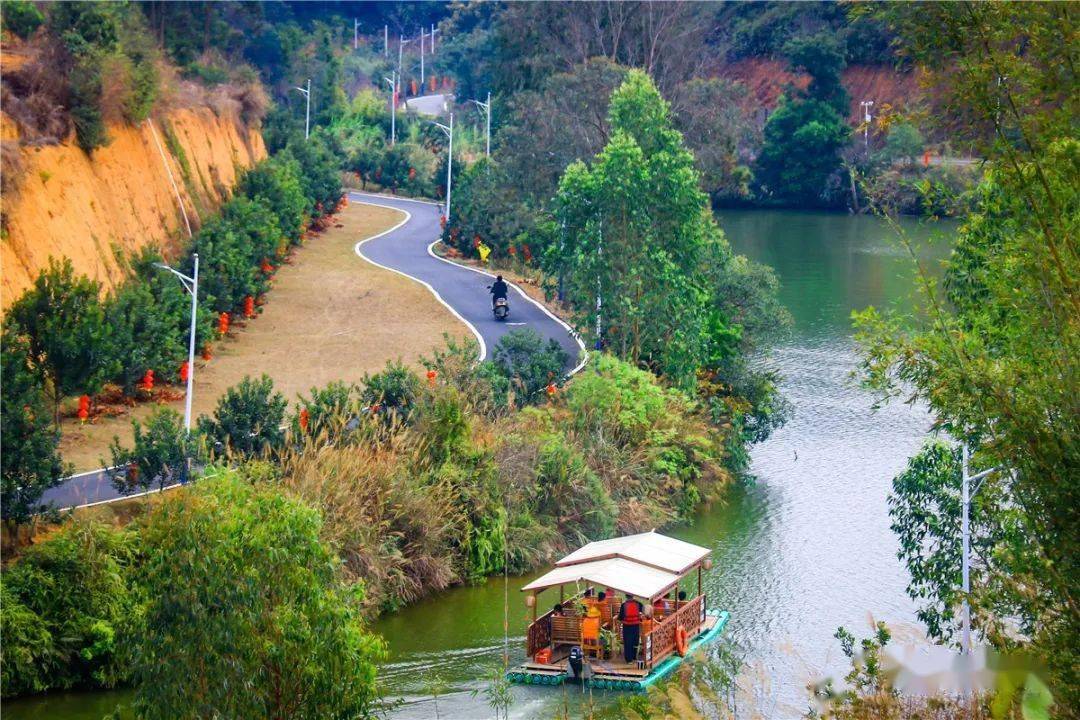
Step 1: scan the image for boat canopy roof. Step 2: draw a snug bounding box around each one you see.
[521,532,711,600]
[555,531,710,575]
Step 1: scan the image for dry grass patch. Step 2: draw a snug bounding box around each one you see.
[60,202,468,471]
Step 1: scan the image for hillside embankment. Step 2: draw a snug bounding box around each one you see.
[1,107,266,310]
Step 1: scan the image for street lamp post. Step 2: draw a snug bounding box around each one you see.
[470,91,491,157]
[430,24,437,53]
[419,27,425,86]
[398,35,412,92]
[860,99,874,153]
[430,114,453,222]
[959,445,1000,655]
[153,254,199,433]
[595,218,603,351]
[384,74,397,144]
[293,79,311,139]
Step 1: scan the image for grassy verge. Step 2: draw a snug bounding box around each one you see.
[59,202,469,471]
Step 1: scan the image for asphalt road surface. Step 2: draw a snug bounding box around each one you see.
[44,192,584,510]
[350,191,585,369]
[404,93,450,116]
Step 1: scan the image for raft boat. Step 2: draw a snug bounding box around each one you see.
[507,531,730,691]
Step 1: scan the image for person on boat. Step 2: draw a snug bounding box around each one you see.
[596,591,613,626]
[653,595,670,620]
[618,594,644,663]
[581,587,597,612]
[581,600,602,655]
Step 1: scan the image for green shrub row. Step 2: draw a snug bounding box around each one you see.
[1,138,342,530]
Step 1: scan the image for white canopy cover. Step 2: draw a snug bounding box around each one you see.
[521,531,711,600]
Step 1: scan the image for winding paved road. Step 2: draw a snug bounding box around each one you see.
[42,192,584,510]
[351,191,584,367]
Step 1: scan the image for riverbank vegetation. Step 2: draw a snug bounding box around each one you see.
[1,340,739,700]
[854,3,1078,715]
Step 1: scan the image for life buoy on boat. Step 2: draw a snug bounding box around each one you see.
[675,625,689,656]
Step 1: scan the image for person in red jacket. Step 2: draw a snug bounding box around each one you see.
[618,594,644,663]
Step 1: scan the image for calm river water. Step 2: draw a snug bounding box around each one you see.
[4,210,954,720]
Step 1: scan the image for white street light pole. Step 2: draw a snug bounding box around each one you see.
[293,79,311,139]
[398,35,412,91]
[419,27,425,86]
[154,255,199,433]
[860,99,874,151]
[470,91,491,157]
[430,114,453,221]
[595,218,603,351]
[384,25,388,57]
[960,443,1000,656]
[431,24,437,53]
[384,74,397,145]
[353,18,358,49]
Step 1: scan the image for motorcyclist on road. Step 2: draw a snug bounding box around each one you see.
[490,275,509,308]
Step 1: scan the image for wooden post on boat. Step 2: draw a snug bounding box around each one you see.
[530,593,537,622]
[697,565,702,597]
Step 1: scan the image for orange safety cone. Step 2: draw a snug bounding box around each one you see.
[77,394,90,423]
[244,295,255,319]
[218,312,230,336]
[179,361,190,383]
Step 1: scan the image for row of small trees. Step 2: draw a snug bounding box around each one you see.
[0,136,342,532]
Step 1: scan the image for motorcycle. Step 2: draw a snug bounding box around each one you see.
[488,285,510,320]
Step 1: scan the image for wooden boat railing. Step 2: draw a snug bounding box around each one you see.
[641,593,706,668]
[526,588,589,657]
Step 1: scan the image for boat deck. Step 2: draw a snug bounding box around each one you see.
[507,610,730,691]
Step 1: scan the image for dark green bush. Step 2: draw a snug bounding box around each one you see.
[105,274,188,394]
[1,329,67,532]
[292,381,362,442]
[0,520,140,697]
[197,374,287,458]
[2,0,44,39]
[282,133,343,216]
[361,361,421,422]
[236,157,308,242]
[108,408,196,494]
[491,328,569,406]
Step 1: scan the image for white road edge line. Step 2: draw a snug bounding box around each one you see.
[349,195,489,362]
[349,191,588,377]
[57,194,588,495]
[422,241,589,377]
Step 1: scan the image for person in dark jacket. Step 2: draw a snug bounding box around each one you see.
[490,275,508,308]
[618,594,644,663]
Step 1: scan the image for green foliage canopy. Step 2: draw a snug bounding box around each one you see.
[130,474,386,719]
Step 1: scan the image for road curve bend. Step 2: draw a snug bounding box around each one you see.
[350,191,585,372]
[42,193,585,510]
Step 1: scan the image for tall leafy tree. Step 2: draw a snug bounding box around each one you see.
[548,70,733,385]
[7,258,117,427]
[754,33,851,207]
[0,329,68,535]
[131,474,386,719]
[855,3,1079,708]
